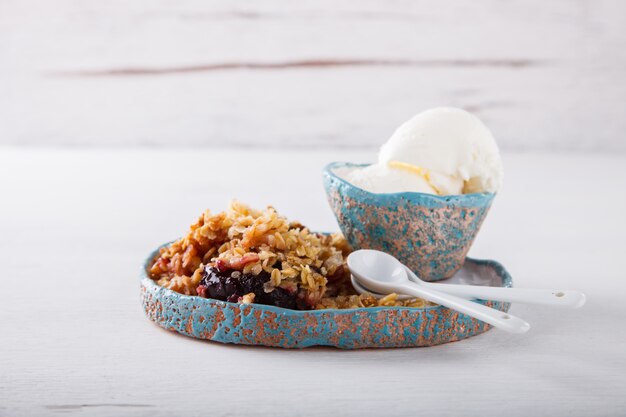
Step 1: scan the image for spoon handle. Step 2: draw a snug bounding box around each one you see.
[405,268,586,308]
[425,283,585,308]
[397,282,530,334]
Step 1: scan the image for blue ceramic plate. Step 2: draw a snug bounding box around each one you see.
[141,244,512,349]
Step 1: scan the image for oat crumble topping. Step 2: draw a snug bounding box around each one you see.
[149,201,428,310]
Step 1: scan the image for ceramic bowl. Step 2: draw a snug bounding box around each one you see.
[141,244,512,349]
[323,162,495,282]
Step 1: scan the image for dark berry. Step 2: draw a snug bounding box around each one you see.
[240,272,299,309]
[240,273,269,297]
[200,265,302,310]
[267,287,297,309]
[201,266,242,301]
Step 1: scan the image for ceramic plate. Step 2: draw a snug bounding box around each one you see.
[141,244,512,349]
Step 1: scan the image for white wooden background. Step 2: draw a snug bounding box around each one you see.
[1,0,625,151]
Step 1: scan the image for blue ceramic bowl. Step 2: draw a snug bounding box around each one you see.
[323,162,495,282]
[141,244,512,349]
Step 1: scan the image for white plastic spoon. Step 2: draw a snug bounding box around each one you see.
[349,251,585,308]
[405,266,586,308]
[347,249,531,334]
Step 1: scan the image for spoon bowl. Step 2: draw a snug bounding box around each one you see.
[347,248,408,285]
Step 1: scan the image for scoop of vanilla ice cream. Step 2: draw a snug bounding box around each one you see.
[379,107,502,194]
[336,107,503,195]
[338,164,436,194]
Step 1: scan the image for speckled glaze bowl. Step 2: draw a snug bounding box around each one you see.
[323,162,495,282]
[141,245,512,349]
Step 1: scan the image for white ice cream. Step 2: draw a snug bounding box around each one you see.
[340,107,503,195]
[341,163,437,194]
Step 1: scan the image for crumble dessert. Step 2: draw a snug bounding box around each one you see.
[149,201,429,310]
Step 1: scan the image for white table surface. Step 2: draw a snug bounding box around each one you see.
[1,148,625,417]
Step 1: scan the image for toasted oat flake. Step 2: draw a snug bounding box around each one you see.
[241,293,256,304]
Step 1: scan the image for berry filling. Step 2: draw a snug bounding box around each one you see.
[197,265,303,310]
